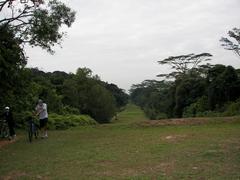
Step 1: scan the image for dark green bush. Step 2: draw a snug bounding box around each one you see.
[223,100,240,116]
[13,111,97,130]
[48,114,97,130]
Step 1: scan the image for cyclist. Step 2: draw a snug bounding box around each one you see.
[2,106,16,140]
[35,99,48,138]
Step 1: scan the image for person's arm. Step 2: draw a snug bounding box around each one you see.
[35,104,46,116]
[35,105,41,116]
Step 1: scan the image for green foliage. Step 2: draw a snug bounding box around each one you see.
[223,100,240,116]
[104,83,129,109]
[157,53,212,78]
[144,107,168,120]
[220,27,240,57]
[131,64,240,119]
[0,0,76,54]
[175,75,206,117]
[48,114,97,130]
[10,67,127,124]
[183,96,208,117]
[86,84,116,123]
[13,111,97,130]
[208,65,240,110]
[62,105,80,115]
[0,25,26,110]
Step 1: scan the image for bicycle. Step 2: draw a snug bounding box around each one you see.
[27,116,39,143]
[0,119,9,138]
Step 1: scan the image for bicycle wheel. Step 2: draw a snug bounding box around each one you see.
[2,125,9,138]
[34,124,38,139]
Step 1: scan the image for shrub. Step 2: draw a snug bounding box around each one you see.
[143,107,168,120]
[61,105,80,115]
[223,100,240,116]
[14,111,33,128]
[183,96,208,117]
[13,111,97,130]
[48,114,97,130]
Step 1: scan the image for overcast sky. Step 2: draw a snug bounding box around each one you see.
[26,0,240,91]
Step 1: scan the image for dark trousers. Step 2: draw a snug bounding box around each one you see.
[8,122,15,136]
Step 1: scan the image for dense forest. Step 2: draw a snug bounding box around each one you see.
[130,64,240,119]
[130,28,240,119]
[0,61,129,124]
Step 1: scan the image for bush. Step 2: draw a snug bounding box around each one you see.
[183,96,208,118]
[223,100,240,116]
[156,113,168,120]
[14,111,33,128]
[13,111,97,130]
[48,114,97,130]
[143,107,168,120]
[61,105,80,115]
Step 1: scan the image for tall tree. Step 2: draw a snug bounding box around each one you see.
[220,28,240,57]
[0,24,26,108]
[157,53,212,79]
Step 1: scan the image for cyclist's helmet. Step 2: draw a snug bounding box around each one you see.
[5,106,10,110]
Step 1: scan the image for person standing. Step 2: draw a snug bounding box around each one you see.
[3,107,16,140]
[35,99,48,138]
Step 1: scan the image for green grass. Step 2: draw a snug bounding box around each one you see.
[0,104,240,179]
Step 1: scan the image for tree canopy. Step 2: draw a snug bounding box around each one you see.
[0,0,76,53]
[220,27,240,57]
[157,53,212,79]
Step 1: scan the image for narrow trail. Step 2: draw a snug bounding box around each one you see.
[110,103,148,126]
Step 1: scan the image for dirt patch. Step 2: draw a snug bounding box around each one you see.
[0,171,49,180]
[139,161,176,177]
[97,160,115,167]
[0,171,28,180]
[0,137,17,149]
[138,116,240,127]
[163,134,187,142]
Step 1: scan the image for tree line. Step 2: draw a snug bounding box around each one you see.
[0,16,128,123]
[130,64,240,119]
[0,56,129,123]
[130,27,240,119]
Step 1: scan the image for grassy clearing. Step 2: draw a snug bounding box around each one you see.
[0,104,240,179]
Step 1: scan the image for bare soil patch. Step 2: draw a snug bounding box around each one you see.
[138,116,240,127]
[0,138,17,149]
[0,171,28,180]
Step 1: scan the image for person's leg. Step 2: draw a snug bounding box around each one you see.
[39,119,45,138]
[8,122,15,140]
[43,118,48,138]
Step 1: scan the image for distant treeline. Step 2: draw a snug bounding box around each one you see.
[130,64,240,119]
[0,66,129,123]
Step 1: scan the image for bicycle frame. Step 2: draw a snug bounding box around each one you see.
[27,118,39,143]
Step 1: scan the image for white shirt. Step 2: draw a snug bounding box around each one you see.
[35,103,48,119]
